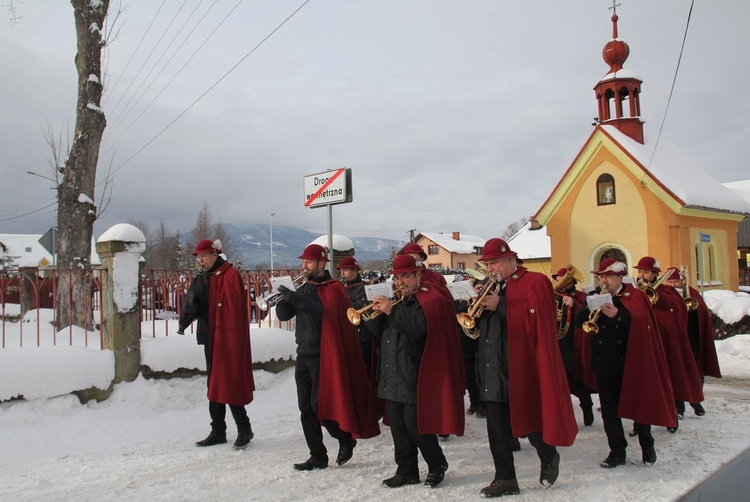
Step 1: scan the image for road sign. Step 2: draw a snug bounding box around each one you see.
[303,168,353,208]
[700,233,711,243]
[38,227,57,256]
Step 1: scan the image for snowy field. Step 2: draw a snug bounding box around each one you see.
[0,290,749,501]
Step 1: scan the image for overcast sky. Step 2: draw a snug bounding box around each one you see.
[1,0,747,241]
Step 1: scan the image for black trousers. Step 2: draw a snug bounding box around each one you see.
[597,375,653,456]
[568,374,593,408]
[204,346,249,433]
[485,401,557,481]
[386,400,446,478]
[295,354,352,461]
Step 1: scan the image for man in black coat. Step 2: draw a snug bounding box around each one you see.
[337,256,374,376]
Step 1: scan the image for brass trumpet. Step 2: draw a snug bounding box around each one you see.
[637,271,671,306]
[582,309,602,334]
[347,288,405,325]
[258,273,307,311]
[456,276,499,340]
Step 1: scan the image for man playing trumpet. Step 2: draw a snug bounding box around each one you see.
[575,259,675,469]
[367,254,464,489]
[472,239,576,497]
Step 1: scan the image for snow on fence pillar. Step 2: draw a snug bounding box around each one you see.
[95,224,146,384]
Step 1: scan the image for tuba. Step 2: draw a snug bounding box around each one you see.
[553,265,584,339]
[456,276,499,340]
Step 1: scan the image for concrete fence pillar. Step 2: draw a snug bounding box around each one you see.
[95,224,146,384]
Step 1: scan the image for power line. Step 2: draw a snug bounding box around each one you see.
[643,0,695,175]
[104,0,311,181]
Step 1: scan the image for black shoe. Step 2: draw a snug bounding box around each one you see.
[692,403,706,416]
[439,434,449,441]
[667,420,679,433]
[475,406,487,418]
[582,405,594,426]
[382,474,420,488]
[628,429,638,437]
[480,479,520,498]
[467,405,477,416]
[510,437,521,452]
[336,439,356,466]
[540,452,560,487]
[642,446,657,466]
[425,462,448,488]
[293,457,328,471]
[600,452,626,469]
[196,431,227,447]
[233,428,254,449]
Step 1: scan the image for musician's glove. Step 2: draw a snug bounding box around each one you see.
[277,285,299,305]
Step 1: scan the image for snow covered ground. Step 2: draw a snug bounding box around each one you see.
[1,291,749,501]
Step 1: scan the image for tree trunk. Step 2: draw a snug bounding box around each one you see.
[56,0,110,329]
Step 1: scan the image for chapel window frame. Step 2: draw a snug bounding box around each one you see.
[596,173,616,206]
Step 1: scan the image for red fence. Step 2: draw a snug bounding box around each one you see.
[0,268,103,348]
[138,268,302,337]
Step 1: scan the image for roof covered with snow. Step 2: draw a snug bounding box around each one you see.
[506,222,551,260]
[723,180,750,205]
[419,232,486,254]
[602,125,750,215]
[0,234,101,269]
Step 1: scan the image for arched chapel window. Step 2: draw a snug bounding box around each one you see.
[597,174,616,206]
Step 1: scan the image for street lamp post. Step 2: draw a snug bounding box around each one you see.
[270,213,276,272]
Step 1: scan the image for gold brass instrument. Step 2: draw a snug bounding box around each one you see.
[637,271,671,306]
[347,288,405,325]
[582,309,602,334]
[582,283,609,334]
[456,276,499,340]
[680,266,699,311]
[553,265,584,339]
[258,273,307,311]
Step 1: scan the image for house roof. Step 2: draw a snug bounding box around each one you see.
[0,234,101,269]
[507,222,551,260]
[418,232,486,254]
[601,126,750,215]
[723,180,750,205]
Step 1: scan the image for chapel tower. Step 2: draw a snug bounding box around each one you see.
[593,3,645,144]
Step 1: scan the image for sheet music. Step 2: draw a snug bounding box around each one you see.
[446,281,476,301]
[270,275,297,294]
[364,282,394,301]
[586,293,613,311]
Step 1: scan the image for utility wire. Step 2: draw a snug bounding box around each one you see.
[103,0,167,106]
[103,0,207,143]
[643,0,694,177]
[105,0,311,180]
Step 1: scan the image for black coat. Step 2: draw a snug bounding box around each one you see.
[275,272,328,355]
[574,288,631,376]
[367,295,427,404]
[178,257,226,345]
[343,276,374,344]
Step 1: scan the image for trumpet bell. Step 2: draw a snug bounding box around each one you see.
[582,321,599,334]
[456,313,476,330]
[347,307,364,325]
[685,297,699,311]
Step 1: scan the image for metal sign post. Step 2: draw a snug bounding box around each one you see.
[303,168,353,274]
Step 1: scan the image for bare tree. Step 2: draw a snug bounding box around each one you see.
[55,0,111,329]
[501,217,530,240]
[190,202,234,259]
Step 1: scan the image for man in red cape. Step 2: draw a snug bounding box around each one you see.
[634,257,703,431]
[664,266,722,417]
[576,258,675,470]
[178,239,255,449]
[552,266,596,426]
[474,239,577,498]
[367,254,464,489]
[276,244,379,472]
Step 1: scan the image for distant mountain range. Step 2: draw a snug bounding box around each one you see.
[223,223,405,269]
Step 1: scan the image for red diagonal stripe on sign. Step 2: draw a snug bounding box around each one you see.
[305,168,345,207]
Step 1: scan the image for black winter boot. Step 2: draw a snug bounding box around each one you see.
[233,425,254,450]
[196,431,227,447]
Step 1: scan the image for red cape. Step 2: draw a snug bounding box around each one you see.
[570,289,597,391]
[651,285,704,403]
[414,283,466,435]
[689,286,722,378]
[506,268,578,446]
[206,262,255,405]
[316,280,380,439]
[617,284,676,427]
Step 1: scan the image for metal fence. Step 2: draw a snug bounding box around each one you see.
[1,267,301,348]
[0,268,103,348]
